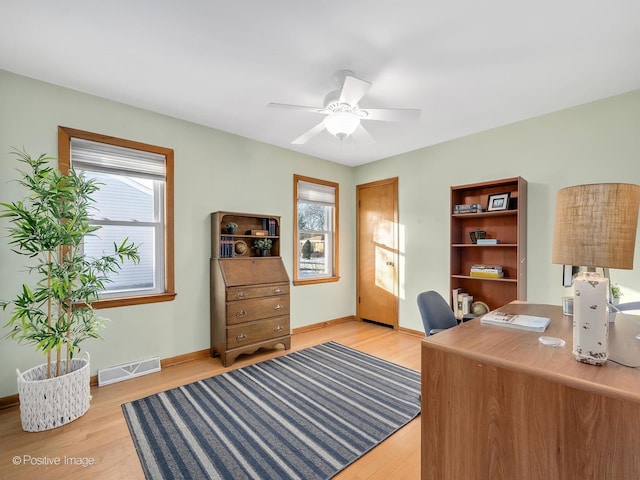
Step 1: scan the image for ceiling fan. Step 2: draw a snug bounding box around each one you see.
[267,70,421,145]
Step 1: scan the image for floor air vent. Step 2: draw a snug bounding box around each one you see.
[98,357,161,386]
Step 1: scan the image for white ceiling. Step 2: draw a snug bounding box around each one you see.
[1,1,639,167]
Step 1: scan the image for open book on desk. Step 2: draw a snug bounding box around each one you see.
[481,310,551,332]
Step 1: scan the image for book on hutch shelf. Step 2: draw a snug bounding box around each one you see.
[220,236,234,257]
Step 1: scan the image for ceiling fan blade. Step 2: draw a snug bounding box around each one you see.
[351,124,375,144]
[339,75,371,105]
[292,122,325,144]
[267,103,324,114]
[362,108,421,122]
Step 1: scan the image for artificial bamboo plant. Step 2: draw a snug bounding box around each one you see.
[1,149,139,378]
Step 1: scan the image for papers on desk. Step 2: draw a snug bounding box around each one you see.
[481,310,551,332]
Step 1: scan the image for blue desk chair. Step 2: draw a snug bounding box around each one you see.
[417,291,458,336]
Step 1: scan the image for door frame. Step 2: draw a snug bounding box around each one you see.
[356,177,399,329]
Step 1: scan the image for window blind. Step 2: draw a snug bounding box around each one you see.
[298,180,335,204]
[71,138,165,180]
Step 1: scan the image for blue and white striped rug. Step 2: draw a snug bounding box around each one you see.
[122,341,421,480]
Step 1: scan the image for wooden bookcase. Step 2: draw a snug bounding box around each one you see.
[450,177,527,313]
[210,211,291,366]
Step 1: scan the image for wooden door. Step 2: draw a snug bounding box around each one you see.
[356,178,398,328]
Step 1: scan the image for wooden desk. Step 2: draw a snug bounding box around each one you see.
[421,302,640,480]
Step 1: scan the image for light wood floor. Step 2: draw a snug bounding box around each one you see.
[0,320,423,480]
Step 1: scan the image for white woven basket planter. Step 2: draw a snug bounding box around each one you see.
[17,352,91,432]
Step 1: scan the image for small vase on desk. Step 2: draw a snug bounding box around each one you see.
[573,271,609,365]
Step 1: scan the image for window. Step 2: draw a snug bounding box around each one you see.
[58,126,175,308]
[293,175,339,285]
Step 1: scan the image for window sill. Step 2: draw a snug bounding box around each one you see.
[293,276,340,286]
[92,292,177,309]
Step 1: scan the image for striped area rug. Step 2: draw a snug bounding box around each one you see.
[122,341,421,480]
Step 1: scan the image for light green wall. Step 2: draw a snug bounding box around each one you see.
[0,70,356,396]
[2,69,639,397]
[355,89,640,332]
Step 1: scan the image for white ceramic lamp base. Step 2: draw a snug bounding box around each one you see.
[572,271,609,365]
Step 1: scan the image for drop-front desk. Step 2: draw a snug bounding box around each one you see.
[421,302,640,480]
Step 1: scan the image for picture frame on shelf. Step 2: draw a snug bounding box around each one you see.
[487,192,510,211]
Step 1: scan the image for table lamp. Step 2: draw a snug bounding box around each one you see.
[552,183,640,365]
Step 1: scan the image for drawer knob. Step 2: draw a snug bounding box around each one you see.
[235,292,247,299]
[274,288,283,294]
[273,304,283,311]
[235,310,247,318]
[274,325,283,332]
[236,333,248,341]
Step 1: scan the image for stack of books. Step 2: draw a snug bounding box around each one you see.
[220,236,235,257]
[261,218,277,235]
[451,288,474,319]
[453,203,483,214]
[470,264,504,278]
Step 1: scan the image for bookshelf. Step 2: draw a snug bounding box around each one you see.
[210,211,290,366]
[450,177,527,315]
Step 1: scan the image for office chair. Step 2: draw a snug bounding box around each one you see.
[417,290,458,336]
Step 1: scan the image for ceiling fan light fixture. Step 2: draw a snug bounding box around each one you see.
[268,70,420,145]
[323,112,360,139]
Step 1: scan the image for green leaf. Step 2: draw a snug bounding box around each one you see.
[1,148,142,367]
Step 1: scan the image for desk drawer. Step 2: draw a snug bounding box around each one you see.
[226,283,289,302]
[226,316,290,348]
[226,296,289,324]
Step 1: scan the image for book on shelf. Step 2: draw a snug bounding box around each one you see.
[470,271,505,278]
[470,264,503,277]
[471,264,503,271]
[476,238,500,245]
[480,310,550,332]
[452,288,473,319]
[220,236,234,257]
[462,294,473,315]
[453,203,484,214]
[260,218,277,236]
[452,288,461,319]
